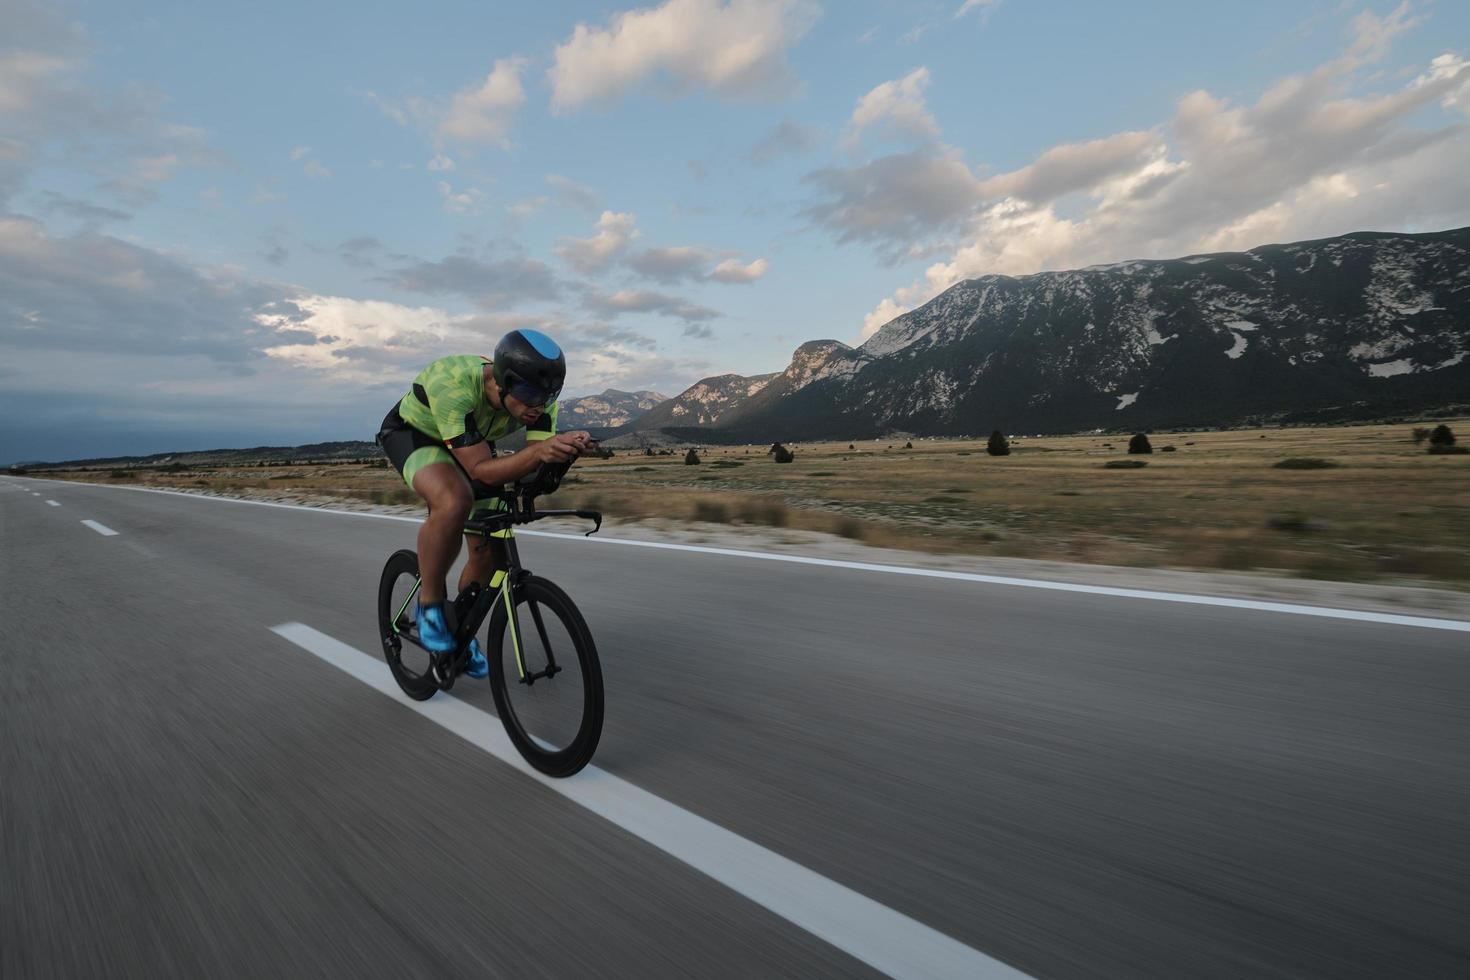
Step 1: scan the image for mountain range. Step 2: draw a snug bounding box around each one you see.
[609,227,1470,443]
[557,388,669,429]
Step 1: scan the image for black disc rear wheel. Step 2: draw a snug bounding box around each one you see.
[377,549,440,701]
[487,576,603,777]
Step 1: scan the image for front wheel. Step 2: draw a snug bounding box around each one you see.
[486,576,604,777]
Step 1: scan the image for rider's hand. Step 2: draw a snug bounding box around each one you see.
[535,434,578,463]
[562,430,598,455]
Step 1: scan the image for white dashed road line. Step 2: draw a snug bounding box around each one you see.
[271,622,1030,980]
[81,520,119,536]
[46,500,61,507]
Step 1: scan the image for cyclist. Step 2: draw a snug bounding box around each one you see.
[376,329,596,677]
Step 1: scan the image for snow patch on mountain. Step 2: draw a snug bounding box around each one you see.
[1368,359,1414,377]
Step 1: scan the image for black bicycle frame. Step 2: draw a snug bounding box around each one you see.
[391,484,600,687]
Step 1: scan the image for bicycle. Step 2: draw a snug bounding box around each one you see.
[376,453,606,777]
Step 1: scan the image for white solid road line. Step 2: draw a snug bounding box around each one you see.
[271,621,1030,980]
[80,520,119,536]
[50,479,1470,634]
[46,500,61,507]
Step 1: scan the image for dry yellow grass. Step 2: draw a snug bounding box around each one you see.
[40,418,1470,587]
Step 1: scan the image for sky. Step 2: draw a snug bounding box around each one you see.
[2,0,1469,463]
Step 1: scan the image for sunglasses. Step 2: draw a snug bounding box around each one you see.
[508,379,554,408]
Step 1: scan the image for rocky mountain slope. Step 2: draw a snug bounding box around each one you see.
[624,227,1470,441]
[558,388,668,429]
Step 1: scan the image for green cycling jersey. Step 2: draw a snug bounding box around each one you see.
[397,354,559,449]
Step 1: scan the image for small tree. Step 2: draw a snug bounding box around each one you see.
[986,430,1010,456]
[774,445,795,463]
[848,443,855,450]
[768,442,783,455]
[904,441,913,449]
[684,448,700,465]
[1128,433,1153,455]
[1430,424,1456,447]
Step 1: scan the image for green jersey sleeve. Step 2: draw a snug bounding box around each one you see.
[423,365,483,448]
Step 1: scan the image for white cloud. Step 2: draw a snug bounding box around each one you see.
[954,0,1000,22]
[845,68,938,148]
[555,210,637,273]
[709,257,769,282]
[856,12,1470,340]
[427,154,455,171]
[439,57,527,146]
[628,245,711,282]
[548,0,819,111]
[289,146,331,179]
[750,118,823,163]
[585,288,719,322]
[976,131,1160,203]
[804,147,985,257]
[546,173,600,211]
[436,181,483,214]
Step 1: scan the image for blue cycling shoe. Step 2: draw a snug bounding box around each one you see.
[463,638,489,679]
[416,601,488,677]
[415,601,456,652]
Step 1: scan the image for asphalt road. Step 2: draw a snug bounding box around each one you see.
[2,477,1467,979]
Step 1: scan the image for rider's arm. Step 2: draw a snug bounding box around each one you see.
[450,436,578,486]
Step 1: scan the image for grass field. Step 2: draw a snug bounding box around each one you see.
[38,419,1470,588]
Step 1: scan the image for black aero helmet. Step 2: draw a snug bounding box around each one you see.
[492,329,565,405]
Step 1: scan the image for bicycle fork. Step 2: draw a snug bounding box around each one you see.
[492,570,562,686]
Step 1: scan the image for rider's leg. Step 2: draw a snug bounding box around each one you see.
[461,534,497,592]
[410,462,473,606]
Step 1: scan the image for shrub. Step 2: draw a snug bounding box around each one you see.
[1274,457,1339,469]
[774,445,794,463]
[848,444,855,450]
[633,466,654,472]
[108,469,136,479]
[684,448,700,465]
[832,517,865,540]
[904,441,913,449]
[1160,445,1177,452]
[1267,513,1327,533]
[693,500,729,523]
[986,430,1010,456]
[371,488,418,506]
[644,446,655,456]
[740,501,788,526]
[1429,424,1456,447]
[1412,427,1432,445]
[1428,445,1469,455]
[1104,459,1148,469]
[1128,433,1153,454]
[768,442,783,455]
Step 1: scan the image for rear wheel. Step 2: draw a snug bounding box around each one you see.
[487,576,603,777]
[377,549,440,701]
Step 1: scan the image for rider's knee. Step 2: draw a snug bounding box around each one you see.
[428,481,473,521]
